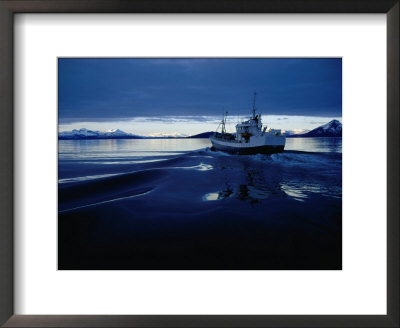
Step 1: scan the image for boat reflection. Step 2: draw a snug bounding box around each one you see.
[203,159,286,203]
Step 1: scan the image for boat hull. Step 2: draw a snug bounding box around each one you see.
[211,144,284,155]
[210,136,285,155]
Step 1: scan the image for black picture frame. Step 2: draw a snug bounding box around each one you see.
[0,1,398,327]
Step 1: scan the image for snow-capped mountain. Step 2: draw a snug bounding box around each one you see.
[146,132,188,138]
[288,120,342,138]
[103,129,133,137]
[59,128,142,139]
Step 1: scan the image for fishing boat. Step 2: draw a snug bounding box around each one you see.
[210,93,285,155]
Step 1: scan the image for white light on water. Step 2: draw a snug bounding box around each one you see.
[203,192,220,201]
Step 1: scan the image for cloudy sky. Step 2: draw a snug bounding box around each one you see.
[58,58,342,136]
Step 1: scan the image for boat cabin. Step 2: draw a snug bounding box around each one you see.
[235,115,264,142]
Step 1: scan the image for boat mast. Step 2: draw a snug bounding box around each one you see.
[252,92,257,119]
[221,111,228,134]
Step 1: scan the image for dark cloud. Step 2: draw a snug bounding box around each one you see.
[58,58,342,122]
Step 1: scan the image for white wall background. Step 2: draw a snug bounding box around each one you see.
[14,14,386,315]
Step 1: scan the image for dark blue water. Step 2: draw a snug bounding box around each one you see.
[58,138,342,270]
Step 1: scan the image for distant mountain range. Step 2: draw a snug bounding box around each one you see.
[58,128,143,139]
[59,128,195,139]
[286,120,342,138]
[187,131,214,138]
[59,121,342,140]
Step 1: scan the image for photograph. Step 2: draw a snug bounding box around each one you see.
[58,58,342,270]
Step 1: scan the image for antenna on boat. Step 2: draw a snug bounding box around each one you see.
[252,92,257,119]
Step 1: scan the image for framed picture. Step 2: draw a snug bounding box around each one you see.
[0,1,398,327]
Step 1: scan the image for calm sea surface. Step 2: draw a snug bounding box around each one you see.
[58,138,342,270]
[59,137,341,163]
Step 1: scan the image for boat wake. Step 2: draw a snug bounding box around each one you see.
[59,148,341,211]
